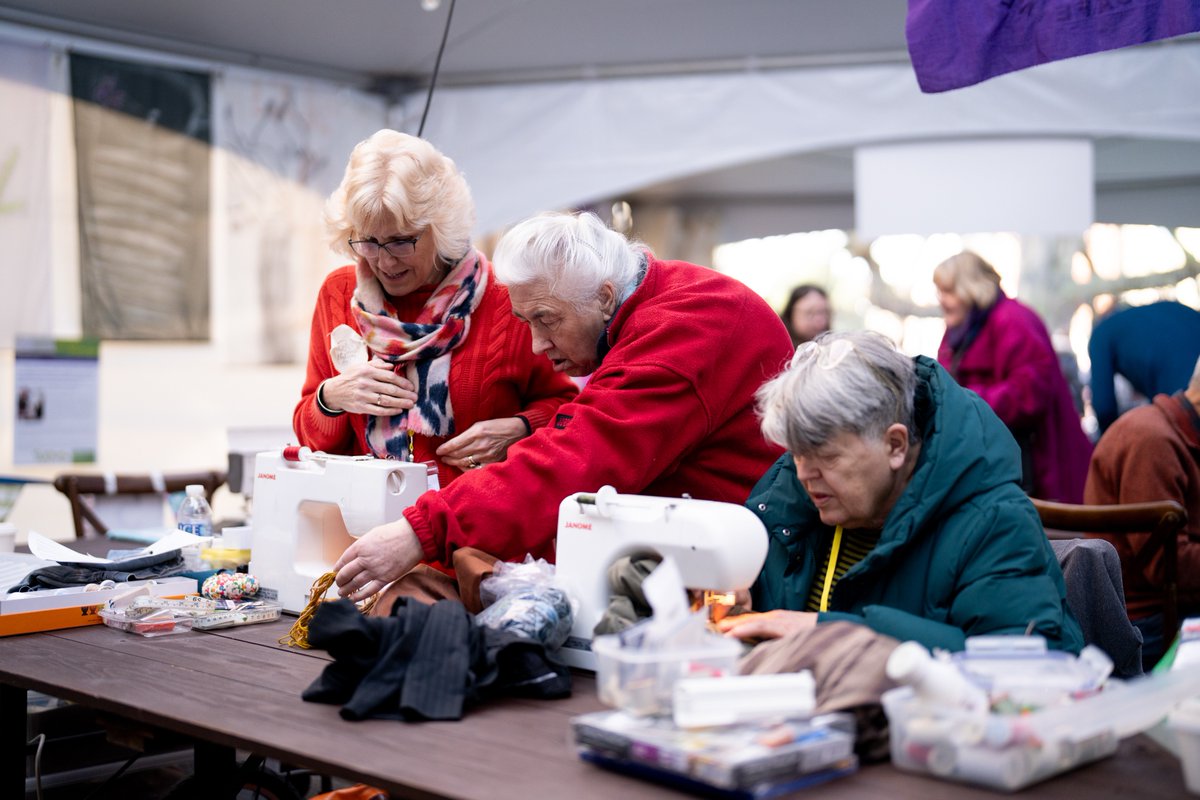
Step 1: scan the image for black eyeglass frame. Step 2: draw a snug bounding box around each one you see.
[348,235,421,259]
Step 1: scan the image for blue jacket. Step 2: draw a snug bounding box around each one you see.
[747,356,1084,653]
[1088,302,1200,432]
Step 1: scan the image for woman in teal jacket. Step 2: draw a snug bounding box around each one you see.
[719,331,1083,654]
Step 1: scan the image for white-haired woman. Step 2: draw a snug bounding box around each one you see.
[294,130,577,487]
[333,211,793,606]
[718,330,1083,653]
[934,250,1091,502]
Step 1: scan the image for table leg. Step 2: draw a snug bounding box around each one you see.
[193,740,238,796]
[0,684,28,800]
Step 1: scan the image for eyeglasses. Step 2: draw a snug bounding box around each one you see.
[348,236,420,259]
[791,338,855,370]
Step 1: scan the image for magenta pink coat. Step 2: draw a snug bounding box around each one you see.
[938,293,1092,503]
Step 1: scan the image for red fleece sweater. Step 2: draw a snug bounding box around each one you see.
[404,256,794,565]
[293,259,578,488]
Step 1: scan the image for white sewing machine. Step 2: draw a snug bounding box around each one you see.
[248,448,430,613]
[554,485,769,670]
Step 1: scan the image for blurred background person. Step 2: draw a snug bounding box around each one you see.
[293,130,577,488]
[1085,355,1200,668]
[780,284,831,347]
[1088,300,1200,434]
[934,250,1091,502]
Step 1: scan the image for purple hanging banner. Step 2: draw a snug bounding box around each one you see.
[907,0,1200,93]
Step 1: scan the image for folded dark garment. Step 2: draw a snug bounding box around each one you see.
[302,597,570,722]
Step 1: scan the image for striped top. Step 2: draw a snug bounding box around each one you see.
[805,527,882,612]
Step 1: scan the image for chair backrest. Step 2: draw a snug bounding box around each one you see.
[52,471,226,539]
[1031,498,1188,639]
[1049,538,1143,677]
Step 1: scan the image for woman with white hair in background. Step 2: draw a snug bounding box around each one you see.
[718,330,1083,653]
[293,130,577,488]
[333,210,794,605]
[933,250,1091,502]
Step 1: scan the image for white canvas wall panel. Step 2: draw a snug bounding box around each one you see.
[0,40,53,347]
[214,69,386,365]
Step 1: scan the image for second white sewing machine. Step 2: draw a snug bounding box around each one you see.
[248,448,430,613]
[554,485,770,670]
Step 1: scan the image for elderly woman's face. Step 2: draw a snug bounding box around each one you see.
[935,278,969,328]
[508,281,616,377]
[353,221,441,298]
[793,427,909,530]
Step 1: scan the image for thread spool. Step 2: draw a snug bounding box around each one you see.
[942,744,1034,790]
[283,445,313,462]
[887,641,988,713]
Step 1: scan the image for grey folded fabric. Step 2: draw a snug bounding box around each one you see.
[8,551,186,592]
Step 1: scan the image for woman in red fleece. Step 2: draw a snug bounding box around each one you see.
[293,131,576,489]
[333,211,793,604]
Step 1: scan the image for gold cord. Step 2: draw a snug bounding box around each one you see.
[278,571,381,649]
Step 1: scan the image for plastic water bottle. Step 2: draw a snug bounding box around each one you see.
[177,484,213,570]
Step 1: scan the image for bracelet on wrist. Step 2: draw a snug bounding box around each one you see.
[316,380,346,417]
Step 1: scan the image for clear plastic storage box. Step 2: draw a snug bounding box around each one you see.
[592,632,742,717]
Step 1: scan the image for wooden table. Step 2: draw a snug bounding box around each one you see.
[0,619,1191,799]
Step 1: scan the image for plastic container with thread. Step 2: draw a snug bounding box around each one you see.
[176,484,213,570]
[592,632,741,717]
[884,650,1200,791]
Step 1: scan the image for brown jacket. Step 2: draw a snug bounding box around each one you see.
[1084,393,1200,618]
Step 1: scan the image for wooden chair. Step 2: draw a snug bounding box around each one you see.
[52,470,226,539]
[1031,498,1188,638]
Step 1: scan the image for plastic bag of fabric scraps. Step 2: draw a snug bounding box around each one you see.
[475,556,575,649]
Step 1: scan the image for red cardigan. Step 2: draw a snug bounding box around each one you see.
[404,255,794,565]
[1084,393,1200,618]
[293,260,578,488]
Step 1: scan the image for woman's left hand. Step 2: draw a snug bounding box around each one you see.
[436,417,528,471]
[715,610,818,641]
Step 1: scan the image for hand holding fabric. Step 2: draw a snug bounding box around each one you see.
[435,417,528,470]
[334,517,425,602]
[717,609,818,641]
[322,357,417,416]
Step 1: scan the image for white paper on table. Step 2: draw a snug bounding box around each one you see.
[26,530,211,565]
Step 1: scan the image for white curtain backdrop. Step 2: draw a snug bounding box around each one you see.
[0,38,53,347]
[214,68,386,364]
[396,44,1200,236]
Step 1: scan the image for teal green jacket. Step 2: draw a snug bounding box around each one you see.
[748,357,1084,654]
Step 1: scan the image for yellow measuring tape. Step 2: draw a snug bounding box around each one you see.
[818,525,844,613]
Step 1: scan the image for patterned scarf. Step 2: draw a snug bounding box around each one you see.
[351,249,488,458]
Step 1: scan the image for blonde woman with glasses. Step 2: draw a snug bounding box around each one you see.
[293,130,577,487]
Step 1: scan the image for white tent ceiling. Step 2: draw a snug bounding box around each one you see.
[3,0,1199,237]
